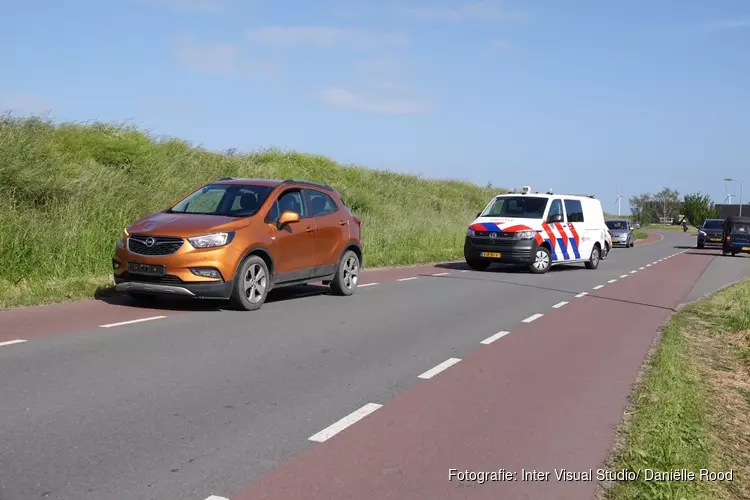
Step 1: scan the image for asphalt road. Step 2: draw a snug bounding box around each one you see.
[1,232,748,500]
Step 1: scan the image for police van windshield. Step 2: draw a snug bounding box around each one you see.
[480,196,548,219]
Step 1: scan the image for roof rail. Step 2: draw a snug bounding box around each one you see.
[280,179,334,192]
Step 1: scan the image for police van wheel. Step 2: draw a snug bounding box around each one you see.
[528,247,552,274]
[466,256,491,271]
[585,246,601,270]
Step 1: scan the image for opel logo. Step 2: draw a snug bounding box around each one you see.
[145,237,156,247]
[489,232,498,239]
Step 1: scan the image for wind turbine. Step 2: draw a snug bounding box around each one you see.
[725,193,736,203]
[615,194,623,216]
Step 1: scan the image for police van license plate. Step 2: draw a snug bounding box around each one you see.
[480,252,502,258]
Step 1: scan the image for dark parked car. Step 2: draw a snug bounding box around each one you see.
[697,219,724,248]
[605,219,635,248]
[722,216,750,256]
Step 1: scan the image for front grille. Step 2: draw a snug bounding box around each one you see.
[472,230,515,238]
[128,234,184,256]
[120,272,184,285]
[469,238,517,249]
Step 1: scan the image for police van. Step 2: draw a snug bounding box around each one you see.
[464,186,609,274]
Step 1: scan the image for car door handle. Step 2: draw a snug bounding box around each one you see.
[339,220,348,226]
[306,226,314,233]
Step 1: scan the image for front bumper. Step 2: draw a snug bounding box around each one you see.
[464,236,536,264]
[113,273,233,299]
[611,234,630,246]
[729,242,750,254]
[698,234,723,245]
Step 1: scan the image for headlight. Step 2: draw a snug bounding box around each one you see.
[467,228,476,237]
[699,230,706,236]
[516,230,536,240]
[188,232,234,248]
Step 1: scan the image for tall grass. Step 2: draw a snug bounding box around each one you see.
[0,116,502,308]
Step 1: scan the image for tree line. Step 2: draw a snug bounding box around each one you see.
[628,188,719,226]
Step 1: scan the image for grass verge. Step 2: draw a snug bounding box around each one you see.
[0,116,501,309]
[600,278,750,500]
[643,224,698,233]
[635,230,648,240]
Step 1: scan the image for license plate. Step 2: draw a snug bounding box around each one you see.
[711,238,721,242]
[743,247,750,251]
[480,252,502,258]
[128,261,166,276]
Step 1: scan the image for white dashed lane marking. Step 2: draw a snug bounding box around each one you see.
[552,301,568,308]
[0,339,27,348]
[522,313,544,323]
[481,331,509,344]
[574,292,588,298]
[592,285,604,290]
[630,270,637,274]
[204,496,230,500]
[359,283,379,287]
[607,279,617,283]
[99,316,167,328]
[418,358,461,379]
[308,403,383,443]
[620,274,628,278]
[431,272,451,276]
[397,277,418,282]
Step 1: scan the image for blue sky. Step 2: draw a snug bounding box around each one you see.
[2,0,748,214]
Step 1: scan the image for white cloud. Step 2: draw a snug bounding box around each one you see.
[246,26,408,51]
[317,87,431,115]
[158,0,225,13]
[174,37,280,77]
[0,94,54,115]
[404,1,529,22]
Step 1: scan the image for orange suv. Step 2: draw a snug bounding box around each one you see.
[112,178,363,310]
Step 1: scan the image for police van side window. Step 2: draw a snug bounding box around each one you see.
[547,199,563,222]
[564,199,585,222]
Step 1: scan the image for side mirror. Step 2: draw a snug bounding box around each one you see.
[278,210,300,226]
[548,213,563,223]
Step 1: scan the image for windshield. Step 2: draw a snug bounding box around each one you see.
[168,183,274,217]
[606,221,627,230]
[480,196,548,219]
[702,220,723,230]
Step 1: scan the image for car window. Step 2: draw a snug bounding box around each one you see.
[606,220,626,230]
[547,199,563,221]
[169,183,273,216]
[564,199,585,222]
[305,189,338,217]
[267,189,307,222]
[481,196,548,219]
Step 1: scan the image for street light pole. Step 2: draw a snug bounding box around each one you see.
[724,178,744,217]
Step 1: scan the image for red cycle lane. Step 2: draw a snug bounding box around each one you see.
[229,251,711,500]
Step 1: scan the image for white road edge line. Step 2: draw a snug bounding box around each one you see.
[308,403,383,442]
[0,339,27,347]
[397,277,419,282]
[204,496,230,500]
[481,331,509,344]
[646,264,652,267]
[461,270,469,272]
[359,282,379,287]
[574,292,588,298]
[630,270,637,274]
[607,279,617,283]
[432,272,451,276]
[552,301,568,308]
[522,313,544,323]
[99,316,167,328]
[639,266,645,270]
[592,285,604,290]
[620,274,628,278]
[418,358,462,379]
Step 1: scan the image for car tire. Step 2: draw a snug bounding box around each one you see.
[330,250,360,296]
[229,255,270,311]
[528,246,552,274]
[584,245,601,270]
[465,255,491,271]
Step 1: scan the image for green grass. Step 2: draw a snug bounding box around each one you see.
[0,116,501,309]
[603,278,750,500]
[635,230,648,240]
[643,223,698,233]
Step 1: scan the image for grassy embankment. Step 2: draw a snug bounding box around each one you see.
[643,223,699,234]
[601,278,750,500]
[0,116,500,309]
